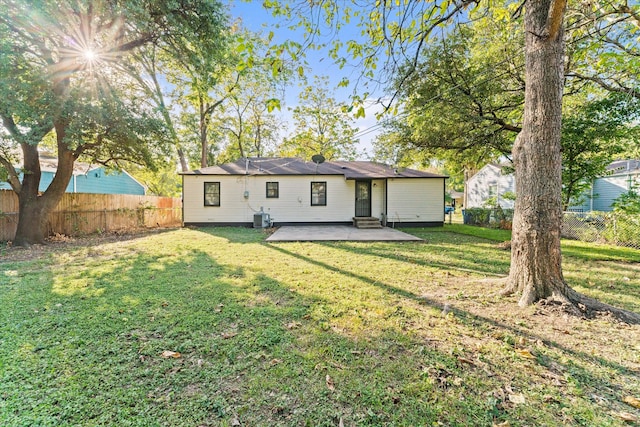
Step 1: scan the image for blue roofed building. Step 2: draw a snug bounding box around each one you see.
[1,153,145,195]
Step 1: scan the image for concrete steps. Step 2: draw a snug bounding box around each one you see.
[352,216,383,229]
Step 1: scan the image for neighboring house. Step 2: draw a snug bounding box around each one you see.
[465,163,515,209]
[467,159,640,212]
[181,157,447,227]
[449,190,464,209]
[578,159,640,212]
[0,153,146,195]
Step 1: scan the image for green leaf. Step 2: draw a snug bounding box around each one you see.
[266,98,281,112]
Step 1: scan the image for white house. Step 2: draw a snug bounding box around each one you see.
[182,157,447,227]
[465,163,515,209]
[467,159,640,212]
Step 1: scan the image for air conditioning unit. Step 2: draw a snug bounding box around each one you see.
[253,212,271,228]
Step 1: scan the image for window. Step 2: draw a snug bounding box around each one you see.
[311,182,326,206]
[266,182,279,198]
[204,182,220,206]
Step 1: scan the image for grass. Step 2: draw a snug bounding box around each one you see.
[1,225,639,426]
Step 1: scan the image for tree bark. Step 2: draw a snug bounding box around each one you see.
[503,0,571,306]
[13,123,76,246]
[501,0,640,324]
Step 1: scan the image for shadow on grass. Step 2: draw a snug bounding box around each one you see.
[186,226,268,244]
[2,245,495,426]
[320,235,511,277]
[4,227,638,426]
[265,242,639,387]
[561,240,640,263]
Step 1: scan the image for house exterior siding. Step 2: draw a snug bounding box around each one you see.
[466,164,515,208]
[586,172,639,212]
[1,168,145,195]
[183,175,445,226]
[183,174,357,225]
[182,158,447,227]
[386,178,443,225]
[71,168,145,195]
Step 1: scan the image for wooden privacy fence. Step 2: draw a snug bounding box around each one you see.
[0,190,182,241]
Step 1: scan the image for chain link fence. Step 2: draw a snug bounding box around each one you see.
[462,207,639,249]
[562,211,640,249]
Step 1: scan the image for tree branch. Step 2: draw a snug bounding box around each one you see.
[0,154,22,193]
[566,72,640,99]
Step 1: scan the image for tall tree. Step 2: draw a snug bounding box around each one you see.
[375,6,640,212]
[278,76,360,161]
[0,0,229,246]
[561,94,639,210]
[212,35,288,163]
[265,0,640,322]
[502,0,568,305]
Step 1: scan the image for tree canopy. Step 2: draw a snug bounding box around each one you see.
[278,76,360,161]
[0,0,230,245]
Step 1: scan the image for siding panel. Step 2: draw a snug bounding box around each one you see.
[183,175,355,224]
[386,178,444,224]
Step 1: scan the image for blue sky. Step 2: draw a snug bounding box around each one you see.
[228,1,385,158]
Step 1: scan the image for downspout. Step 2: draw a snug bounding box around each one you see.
[443,178,446,223]
[384,179,388,226]
[181,173,185,227]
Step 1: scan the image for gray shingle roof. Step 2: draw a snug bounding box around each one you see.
[607,159,640,175]
[184,157,446,179]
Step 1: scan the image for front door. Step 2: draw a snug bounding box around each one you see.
[355,180,371,217]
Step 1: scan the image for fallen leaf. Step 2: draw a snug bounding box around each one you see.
[457,356,476,366]
[508,393,526,405]
[231,416,241,426]
[493,422,510,427]
[591,394,608,404]
[326,374,335,391]
[269,358,282,365]
[221,332,237,339]
[160,350,181,358]
[339,417,344,427]
[617,412,638,422]
[623,395,640,409]
[286,322,301,329]
[515,349,536,360]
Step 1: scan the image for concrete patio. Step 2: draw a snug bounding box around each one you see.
[265,225,423,242]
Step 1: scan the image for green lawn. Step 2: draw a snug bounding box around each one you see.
[1,226,639,426]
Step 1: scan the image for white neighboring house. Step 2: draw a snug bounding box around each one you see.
[466,159,640,212]
[182,157,447,227]
[465,163,515,209]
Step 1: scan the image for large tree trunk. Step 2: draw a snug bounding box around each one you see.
[14,143,46,246]
[501,0,640,324]
[13,126,76,246]
[503,0,571,306]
